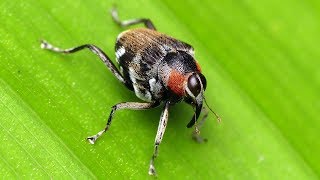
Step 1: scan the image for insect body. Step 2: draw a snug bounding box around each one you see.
[116,28,203,104]
[40,8,220,176]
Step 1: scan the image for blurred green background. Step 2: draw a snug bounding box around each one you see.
[0,0,319,179]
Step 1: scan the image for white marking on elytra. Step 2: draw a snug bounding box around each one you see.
[188,48,195,56]
[132,82,152,102]
[115,46,125,61]
[142,90,152,102]
[128,67,137,83]
[149,78,156,92]
[129,67,152,102]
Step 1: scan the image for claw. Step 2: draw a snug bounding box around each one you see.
[86,129,105,144]
[192,130,207,143]
[148,163,157,176]
[86,136,98,144]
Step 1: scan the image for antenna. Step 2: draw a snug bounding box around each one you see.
[204,97,221,123]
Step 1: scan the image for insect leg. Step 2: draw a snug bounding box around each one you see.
[40,40,128,86]
[149,101,170,176]
[192,107,208,143]
[87,101,160,144]
[111,7,156,30]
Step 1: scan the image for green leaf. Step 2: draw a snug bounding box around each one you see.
[0,0,319,178]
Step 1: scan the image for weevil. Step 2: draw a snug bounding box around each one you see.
[40,8,220,175]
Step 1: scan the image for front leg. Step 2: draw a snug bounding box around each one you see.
[192,107,209,143]
[149,101,170,176]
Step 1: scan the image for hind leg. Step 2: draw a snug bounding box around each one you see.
[111,7,156,30]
